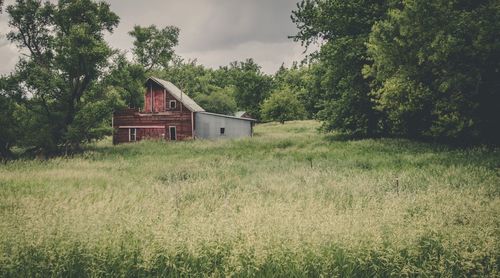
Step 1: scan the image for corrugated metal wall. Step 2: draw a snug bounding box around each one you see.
[195,112,253,139]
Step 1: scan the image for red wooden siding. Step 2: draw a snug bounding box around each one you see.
[144,81,187,113]
[113,79,197,144]
[144,82,166,113]
[112,108,193,144]
[142,128,166,140]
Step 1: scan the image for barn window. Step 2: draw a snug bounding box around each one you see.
[129,128,137,142]
[220,127,225,135]
[169,100,176,109]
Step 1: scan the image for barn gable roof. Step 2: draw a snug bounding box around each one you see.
[147,77,205,112]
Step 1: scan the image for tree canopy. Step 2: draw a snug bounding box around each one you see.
[228,59,274,120]
[195,87,237,115]
[292,0,500,144]
[292,0,392,137]
[1,0,498,159]
[129,25,179,72]
[3,0,121,155]
[365,0,500,143]
[261,87,306,124]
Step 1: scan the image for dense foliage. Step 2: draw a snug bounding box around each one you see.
[129,25,179,72]
[0,78,19,158]
[1,0,498,158]
[365,0,500,143]
[292,0,392,137]
[292,0,500,144]
[3,0,121,155]
[103,53,147,109]
[227,59,274,120]
[156,59,276,119]
[194,86,237,115]
[261,87,306,124]
[0,0,498,275]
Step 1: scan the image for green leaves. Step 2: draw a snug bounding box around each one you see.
[104,53,146,109]
[194,87,237,115]
[367,0,500,143]
[292,0,390,137]
[261,87,306,124]
[129,25,179,72]
[229,59,274,120]
[4,0,121,154]
[293,0,500,144]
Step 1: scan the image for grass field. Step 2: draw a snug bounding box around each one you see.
[0,121,499,276]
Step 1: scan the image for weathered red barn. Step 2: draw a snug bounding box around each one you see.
[113,77,255,144]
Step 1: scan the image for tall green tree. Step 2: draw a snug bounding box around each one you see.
[365,0,500,143]
[228,59,273,120]
[0,76,21,158]
[261,87,306,124]
[195,86,237,115]
[6,0,121,154]
[273,62,320,118]
[104,53,146,109]
[129,25,179,72]
[157,59,216,97]
[292,0,392,136]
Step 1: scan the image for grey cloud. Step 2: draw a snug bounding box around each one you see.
[104,0,304,73]
[181,40,307,74]
[0,0,306,75]
[187,0,299,51]
[106,0,300,52]
[0,37,9,48]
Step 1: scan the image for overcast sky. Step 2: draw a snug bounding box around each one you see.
[0,0,310,75]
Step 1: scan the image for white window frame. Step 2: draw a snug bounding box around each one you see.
[220,127,225,136]
[129,128,137,142]
[169,126,177,141]
[169,100,177,109]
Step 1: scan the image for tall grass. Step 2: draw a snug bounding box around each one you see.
[0,121,498,276]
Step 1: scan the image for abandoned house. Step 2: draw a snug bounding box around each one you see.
[112,77,256,144]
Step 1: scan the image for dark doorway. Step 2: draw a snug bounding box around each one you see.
[169,126,177,141]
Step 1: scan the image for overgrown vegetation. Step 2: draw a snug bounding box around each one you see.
[0,0,290,157]
[3,0,121,156]
[0,121,498,276]
[261,86,306,124]
[2,0,497,158]
[292,0,500,144]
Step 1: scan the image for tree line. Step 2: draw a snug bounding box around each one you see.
[0,0,310,158]
[0,0,498,158]
[292,0,500,144]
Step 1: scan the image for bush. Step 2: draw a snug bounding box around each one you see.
[261,87,306,124]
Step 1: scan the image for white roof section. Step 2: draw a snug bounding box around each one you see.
[234,111,247,118]
[148,77,205,112]
[198,111,257,121]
